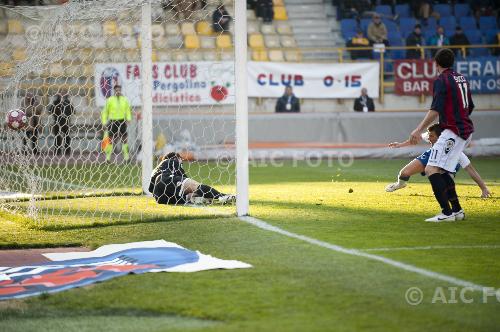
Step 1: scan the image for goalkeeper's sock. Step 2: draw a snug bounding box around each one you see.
[194,184,224,199]
[105,144,113,161]
[122,143,129,161]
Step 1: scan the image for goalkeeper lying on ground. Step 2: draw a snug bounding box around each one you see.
[386,123,491,198]
[149,152,236,205]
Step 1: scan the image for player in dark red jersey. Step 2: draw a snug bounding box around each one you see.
[408,48,474,222]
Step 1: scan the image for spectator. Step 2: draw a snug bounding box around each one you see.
[353,88,375,112]
[21,92,43,155]
[275,86,300,113]
[411,0,431,23]
[339,0,373,20]
[212,5,231,33]
[247,0,257,10]
[427,26,449,57]
[492,32,500,56]
[162,0,190,20]
[450,26,471,56]
[367,13,389,46]
[406,24,424,59]
[347,29,372,60]
[48,91,74,156]
[101,85,132,162]
[256,0,273,23]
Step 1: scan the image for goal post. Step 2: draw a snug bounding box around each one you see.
[141,0,153,195]
[234,0,249,217]
[0,0,249,223]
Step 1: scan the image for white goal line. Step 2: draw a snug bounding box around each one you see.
[240,216,490,292]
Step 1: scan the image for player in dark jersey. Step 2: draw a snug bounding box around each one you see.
[386,124,490,198]
[408,48,475,222]
[149,152,235,205]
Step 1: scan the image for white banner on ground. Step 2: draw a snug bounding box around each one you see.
[247,61,380,98]
[43,240,252,272]
[94,62,235,106]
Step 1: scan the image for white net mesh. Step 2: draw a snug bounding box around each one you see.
[0,0,237,224]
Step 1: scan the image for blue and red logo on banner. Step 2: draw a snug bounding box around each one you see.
[0,241,251,300]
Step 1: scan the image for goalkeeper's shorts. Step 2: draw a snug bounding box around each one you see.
[153,174,187,205]
[107,120,128,140]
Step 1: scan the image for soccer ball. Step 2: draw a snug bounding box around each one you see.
[6,109,28,130]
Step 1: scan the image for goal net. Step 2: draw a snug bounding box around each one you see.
[0,0,241,225]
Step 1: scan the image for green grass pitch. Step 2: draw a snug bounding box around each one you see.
[0,158,499,331]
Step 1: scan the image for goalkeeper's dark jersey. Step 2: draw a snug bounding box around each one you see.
[148,157,186,193]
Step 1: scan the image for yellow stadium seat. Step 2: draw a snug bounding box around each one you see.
[220,51,233,61]
[273,0,284,6]
[285,50,302,62]
[167,36,183,48]
[200,36,215,49]
[8,20,24,34]
[103,21,118,36]
[247,21,260,34]
[188,51,203,61]
[110,51,127,63]
[247,9,256,21]
[0,62,14,76]
[82,65,93,76]
[216,34,232,49]
[165,23,180,35]
[252,49,268,61]
[264,35,280,48]
[157,51,171,61]
[152,50,158,62]
[154,37,169,49]
[64,64,79,77]
[12,49,26,61]
[249,33,264,49]
[274,6,288,20]
[122,37,137,49]
[276,23,293,35]
[0,21,7,35]
[185,34,200,49]
[172,51,188,62]
[280,35,297,48]
[268,50,285,62]
[49,63,64,77]
[203,51,217,61]
[126,50,139,61]
[118,24,133,37]
[181,22,196,35]
[151,24,165,40]
[261,24,276,35]
[196,21,212,36]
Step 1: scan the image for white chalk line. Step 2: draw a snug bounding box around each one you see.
[240,216,489,291]
[362,245,500,252]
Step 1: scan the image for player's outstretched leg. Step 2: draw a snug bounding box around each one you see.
[194,184,235,204]
[386,159,424,192]
[442,172,464,220]
[425,171,455,222]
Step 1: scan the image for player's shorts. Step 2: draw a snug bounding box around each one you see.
[153,173,187,205]
[427,129,471,173]
[416,149,431,167]
[107,120,127,140]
